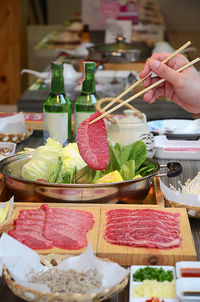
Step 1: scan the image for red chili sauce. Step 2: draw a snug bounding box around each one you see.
[180,267,200,277]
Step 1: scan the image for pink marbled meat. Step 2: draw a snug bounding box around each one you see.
[8,205,94,251]
[77,111,109,170]
[104,208,182,249]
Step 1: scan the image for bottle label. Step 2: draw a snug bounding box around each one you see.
[43,112,68,146]
[75,112,94,137]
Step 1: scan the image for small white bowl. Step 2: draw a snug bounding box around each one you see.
[0,142,16,161]
[176,261,200,279]
[176,278,200,301]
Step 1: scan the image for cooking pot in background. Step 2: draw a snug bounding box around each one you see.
[0,153,182,204]
[87,34,153,63]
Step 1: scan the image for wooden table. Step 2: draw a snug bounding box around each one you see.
[0,130,200,301]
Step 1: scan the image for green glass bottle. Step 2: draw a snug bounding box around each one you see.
[43,62,72,146]
[74,61,98,138]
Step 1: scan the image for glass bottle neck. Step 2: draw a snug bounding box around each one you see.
[82,70,96,94]
[50,68,65,95]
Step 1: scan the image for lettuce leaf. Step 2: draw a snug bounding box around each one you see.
[22,139,86,183]
[22,138,63,181]
[62,143,86,172]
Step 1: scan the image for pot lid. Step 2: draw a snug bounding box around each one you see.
[119,110,145,124]
[88,35,142,53]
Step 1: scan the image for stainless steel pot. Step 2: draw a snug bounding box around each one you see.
[87,35,152,63]
[0,153,182,204]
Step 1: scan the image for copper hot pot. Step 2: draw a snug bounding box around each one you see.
[0,153,182,204]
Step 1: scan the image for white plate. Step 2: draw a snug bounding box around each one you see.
[129,265,177,302]
[148,119,200,136]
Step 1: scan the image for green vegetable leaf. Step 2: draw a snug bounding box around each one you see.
[76,140,154,184]
[129,140,147,171]
[120,143,136,165]
[106,144,121,172]
[114,142,122,155]
[75,166,94,184]
[62,166,78,184]
[48,156,63,183]
[136,158,157,176]
[119,160,135,181]
[92,170,104,183]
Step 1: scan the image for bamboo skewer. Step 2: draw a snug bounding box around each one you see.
[90,57,200,125]
[100,41,191,113]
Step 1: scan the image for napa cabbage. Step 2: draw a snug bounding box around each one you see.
[22,138,86,182]
[22,138,63,181]
[62,143,86,172]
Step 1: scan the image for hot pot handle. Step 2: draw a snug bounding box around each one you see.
[157,162,182,178]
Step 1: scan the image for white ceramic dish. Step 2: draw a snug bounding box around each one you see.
[176,261,200,279]
[129,265,177,302]
[0,142,16,161]
[176,278,200,301]
[148,119,200,136]
[153,135,200,160]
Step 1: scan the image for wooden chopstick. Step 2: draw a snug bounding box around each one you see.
[90,57,200,125]
[100,41,191,113]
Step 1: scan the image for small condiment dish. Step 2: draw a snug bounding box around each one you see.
[0,142,16,161]
[176,277,200,301]
[176,261,200,278]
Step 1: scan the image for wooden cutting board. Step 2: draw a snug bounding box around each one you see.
[97,205,196,266]
[4,203,196,265]
[7,205,101,255]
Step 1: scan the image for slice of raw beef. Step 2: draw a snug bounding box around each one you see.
[77,111,109,170]
[8,205,94,251]
[45,208,94,231]
[43,207,94,249]
[104,208,181,249]
[8,229,53,250]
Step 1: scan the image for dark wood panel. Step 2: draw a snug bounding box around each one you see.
[0,0,27,105]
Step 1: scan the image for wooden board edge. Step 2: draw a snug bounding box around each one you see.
[97,252,197,266]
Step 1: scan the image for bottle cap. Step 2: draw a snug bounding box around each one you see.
[84,61,95,72]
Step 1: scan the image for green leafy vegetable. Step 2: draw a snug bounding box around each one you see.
[128,140,147,171]
[61,166,77,184]
[105,144,121,173]
[48,156,63,183]
[133,266,174,282]
[119,160,135,181]
[137,158,157,177]
[76,140,155,183]
[22,138,157,184]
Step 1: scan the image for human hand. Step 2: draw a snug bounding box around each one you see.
[140,53,200,113]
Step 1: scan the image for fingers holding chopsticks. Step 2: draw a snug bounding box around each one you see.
[140,54,193,86]
[140,53,200,113]
[140,53,190,77]
[90,43,200,125]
